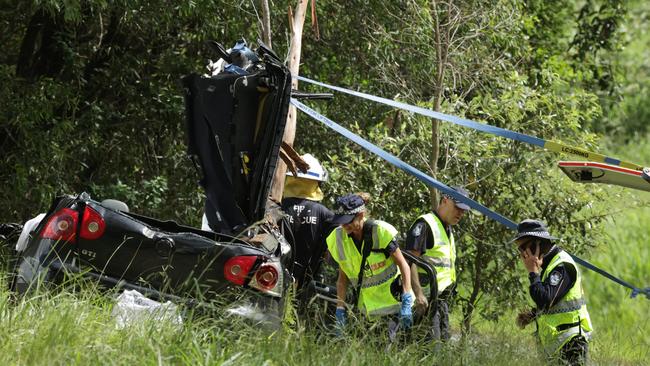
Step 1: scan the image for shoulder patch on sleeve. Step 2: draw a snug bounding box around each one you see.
[549,271,563,286]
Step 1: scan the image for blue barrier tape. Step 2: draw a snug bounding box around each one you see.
[631,288,650,299]
[570,255,649,300]
[291,98,648,299]
[291,98,517,229]
[294,75,645,171]
[294,75,546,147]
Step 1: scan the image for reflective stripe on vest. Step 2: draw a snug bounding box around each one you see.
[541,298,586,315]
[367,303,402,317]
[416,213,456,292]
[335,228,346,261]
[425,257,452,268]
[372,225,380,250]
[546,328,592,358]
[535,250,593,356]
[362,262,398,288]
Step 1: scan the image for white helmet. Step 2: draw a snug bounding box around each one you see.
[287,153,328,182]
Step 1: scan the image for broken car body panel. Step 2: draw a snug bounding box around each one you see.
[12,44,294,319]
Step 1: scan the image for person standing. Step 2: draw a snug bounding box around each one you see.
[326,193,414,340]
[281,154,335,304]
[405,186,470,342]
[513,219,593,365]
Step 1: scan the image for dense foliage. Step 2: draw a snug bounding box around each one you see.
[292,0,616,328]
[0,1,265,224]
[0,0,645,348]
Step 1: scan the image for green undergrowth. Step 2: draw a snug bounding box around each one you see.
[0,270,644,366]
[0,276,546,366]
[523,132,650,364]
[580,133,650,364]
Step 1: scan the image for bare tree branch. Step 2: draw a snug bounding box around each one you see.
[270,0,310,201]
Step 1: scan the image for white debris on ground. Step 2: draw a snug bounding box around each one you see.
[15,213,45,252]
[111,289,182,329]
[226,303,282,330]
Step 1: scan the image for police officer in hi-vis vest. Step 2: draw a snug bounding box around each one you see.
[326,193,414,340]
[513,219,592,365]
[405,186,470,342]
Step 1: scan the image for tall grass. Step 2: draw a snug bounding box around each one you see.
[0,274,548,365]
[0,269,643,366]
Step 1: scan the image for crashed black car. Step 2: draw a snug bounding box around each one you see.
[10,41,295,320]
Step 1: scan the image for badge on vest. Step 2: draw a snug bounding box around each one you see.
[549,271,563,286]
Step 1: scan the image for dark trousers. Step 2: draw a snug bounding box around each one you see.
[558,336,588,366]
[425,299,450,342]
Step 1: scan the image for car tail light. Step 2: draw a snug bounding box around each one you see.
[79,206,105,240]
[40,208,79,243]
[255,265,278,289]
[40,206,106,243]
[224,256,258,286]
[249,260,283,297]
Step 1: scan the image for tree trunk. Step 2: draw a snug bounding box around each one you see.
[463,244,484,336]
[16,10,46,78]
[260,0,272,48]
[269,0,309,202]
[16,9,66,79]
[429,1,448,210]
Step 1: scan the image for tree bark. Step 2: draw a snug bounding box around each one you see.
[260,0,272,48]
[269,0,309,202]
[429,0,448,209]
[463,244,483,336]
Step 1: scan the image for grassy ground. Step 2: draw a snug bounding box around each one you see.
[0,276,547,366]
[0,274,643,365]
[580,133,650,365]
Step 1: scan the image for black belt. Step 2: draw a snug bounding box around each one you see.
[555,321,581,332]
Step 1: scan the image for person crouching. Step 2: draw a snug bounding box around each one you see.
[326,193,414,341]
[513,219,593,365]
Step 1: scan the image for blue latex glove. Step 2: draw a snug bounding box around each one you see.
[334,307,347,337]
[335,307,347,326]
[400,292,414,329]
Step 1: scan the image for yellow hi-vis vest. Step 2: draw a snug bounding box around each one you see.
[536,250,593,356]
[416,213,456,293]
[326,220,402,318]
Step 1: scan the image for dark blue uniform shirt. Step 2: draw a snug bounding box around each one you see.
[528,246,577,311]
